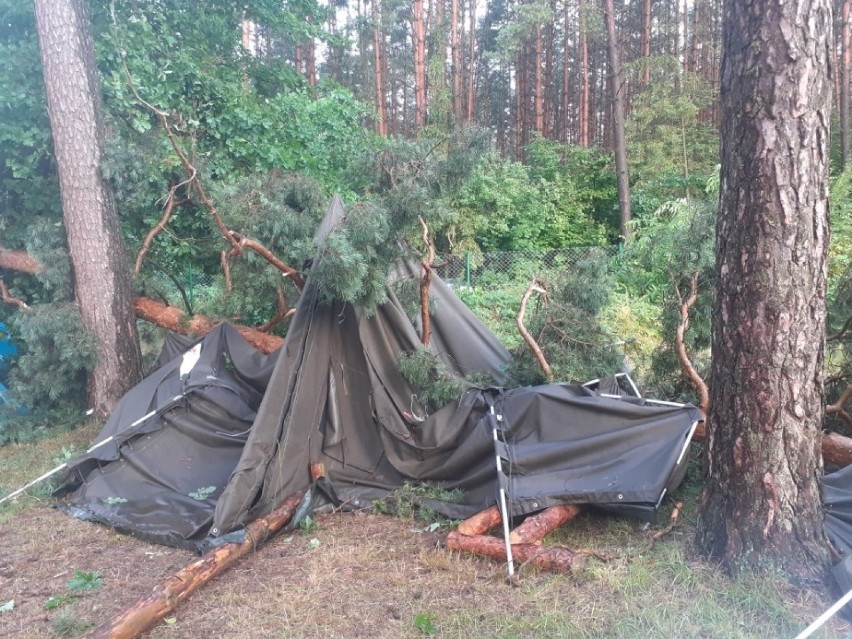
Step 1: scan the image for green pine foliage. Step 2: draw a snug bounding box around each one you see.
[505,251,625,386]
[397,347,468,411]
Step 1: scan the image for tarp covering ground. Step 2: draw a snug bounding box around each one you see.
[60,196,701,550]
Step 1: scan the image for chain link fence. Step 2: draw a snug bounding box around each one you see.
[139,245,620,312]
[435,246,620,288]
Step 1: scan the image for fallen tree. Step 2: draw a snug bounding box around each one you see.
[84,493,303,639]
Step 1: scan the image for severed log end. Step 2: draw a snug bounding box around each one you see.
[84,493,303,639]
[823,431,852,468]
[446,531,578,573]
[508,504,582,545]
[457,505,502,536]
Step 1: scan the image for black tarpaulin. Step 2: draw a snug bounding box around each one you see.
[59,324,277,548]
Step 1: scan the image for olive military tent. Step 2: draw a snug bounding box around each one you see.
[60,196,701,550]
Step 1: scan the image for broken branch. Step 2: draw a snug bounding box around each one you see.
[133,296,284,354]
[827,385,852,428]
[674,273,709,415]
[517,279,554,383]
[84,493,303,639]
[446,531,579,573]
[229,232,305,289]
[0,279,28,309]
[418,216,434,346]
[457,505,502,536]
[0,247,41,275]
[134,190,186,275]
[256,288,295,333]
[508,505,582,545]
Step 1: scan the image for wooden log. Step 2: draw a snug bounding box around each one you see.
[508,504,582,545]
[133,296,284,354]
[457,505,501,536]
[84,493,303,639]
[446,531,578,573]
[824,431,852,468]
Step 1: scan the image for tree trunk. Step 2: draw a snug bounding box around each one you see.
[535,24,545,135]
[642,0,652,84]
[467,0,477,121]
[579,7,590,148]
[413,0,427,128]
[372,0,387,136]
[33,0,142,417]
[84,494,302,639]
[446,532,579,572]
[602,0,632,239]
[842,0,850,165]
[561,0,571,142]
[696,0,833,580]
[451,0,463,123]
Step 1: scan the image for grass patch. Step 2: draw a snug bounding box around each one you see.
[50,609,92,637]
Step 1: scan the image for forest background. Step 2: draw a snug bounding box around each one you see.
[0,0,849,446]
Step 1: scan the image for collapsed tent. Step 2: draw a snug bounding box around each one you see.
[61,196,702,551]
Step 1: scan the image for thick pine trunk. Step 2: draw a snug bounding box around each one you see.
[33,0,142,417]
[602,0,632,239]
[696,0,832,580]
[451,0,463,123]
[535,25,544,135]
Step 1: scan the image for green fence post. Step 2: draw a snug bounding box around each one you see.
[465,252,471,287]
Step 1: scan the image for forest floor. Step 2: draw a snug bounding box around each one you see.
[0,425,850,639]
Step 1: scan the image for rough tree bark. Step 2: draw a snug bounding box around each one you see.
[696,0,833,580]
[579,7,590,148]
[602,0,632,239]
[33,0,142,417]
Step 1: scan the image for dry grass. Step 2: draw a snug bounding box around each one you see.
[1,432,851,638]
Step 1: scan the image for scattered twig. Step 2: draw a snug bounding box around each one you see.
[641,500,684,553]
[517,279,554,383]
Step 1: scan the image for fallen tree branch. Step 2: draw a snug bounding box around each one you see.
[0,247,41,275]
[446,531,579,573]
[418,216,434,346]
[220,250,232,293]
[229,232,305,289]
[827,384,852,428]
[84,493,303,639]
[133,296,284,354]
[508,505,582,545]
[829,314,852,342]
[517,279,554,383]
[0,279,29,309]
[674,273,709,415]
[457,505,501,536]
[256,288,295,333]
[134,190,186,275]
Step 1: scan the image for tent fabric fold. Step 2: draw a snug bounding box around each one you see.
[61,196,702,550]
